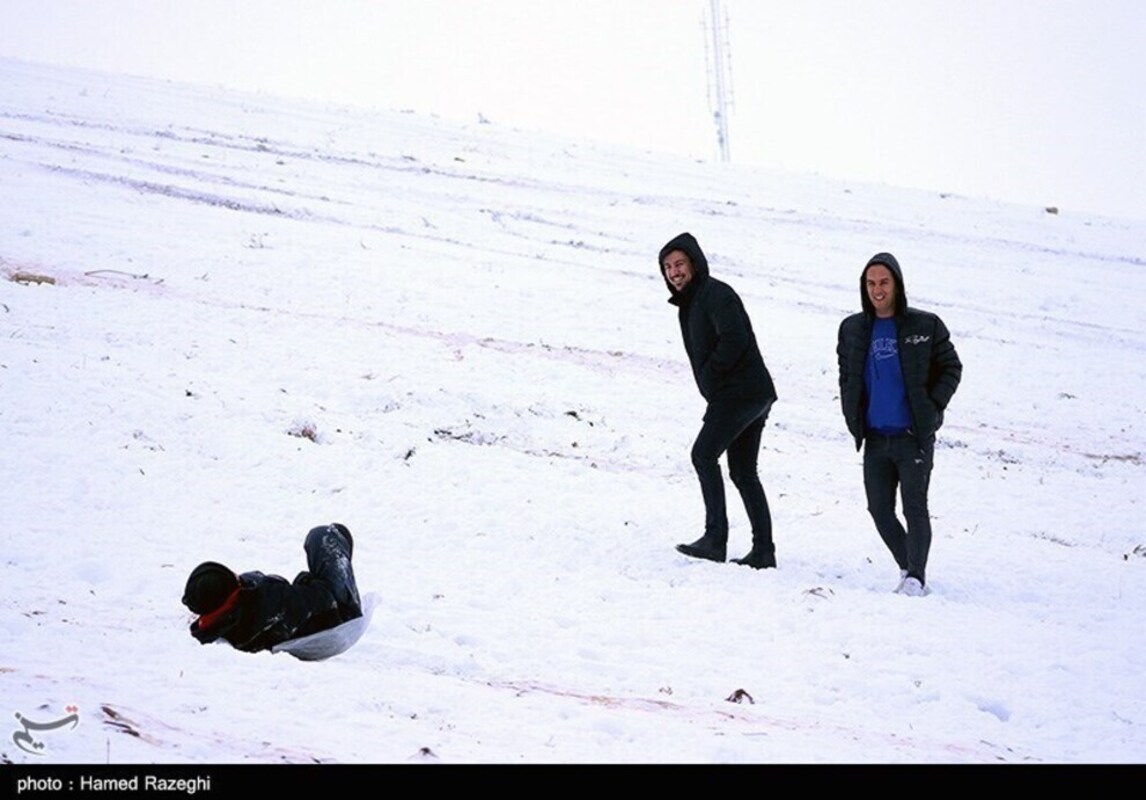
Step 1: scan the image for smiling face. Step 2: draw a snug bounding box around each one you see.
[865,264,897,318]
[662,249,694,292]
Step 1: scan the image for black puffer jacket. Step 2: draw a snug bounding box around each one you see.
[837,253,962,450]
[190,570,345,653]
[659,232,777,405]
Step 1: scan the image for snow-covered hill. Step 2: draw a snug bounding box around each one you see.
[2,58,1144,763]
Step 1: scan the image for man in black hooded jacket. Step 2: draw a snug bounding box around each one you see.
[182,523,362,653]
[837,253,961,595]
[659,232,779,568]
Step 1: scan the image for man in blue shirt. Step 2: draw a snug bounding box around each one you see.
[837,254,962,595]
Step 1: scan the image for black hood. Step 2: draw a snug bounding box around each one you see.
[658,232,710,300]
[183,561,238,615]
[860,252,908,316]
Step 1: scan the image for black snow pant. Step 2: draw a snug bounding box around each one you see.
[304,523,362,622]
[691,399,774,552]
[863,433,934,584]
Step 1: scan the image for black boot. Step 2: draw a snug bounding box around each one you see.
[676,535,726,563]
[731,546,776,569]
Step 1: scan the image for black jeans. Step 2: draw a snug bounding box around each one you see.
[863,433,934,582]
[304,524,363,621]
[691,399,774,551]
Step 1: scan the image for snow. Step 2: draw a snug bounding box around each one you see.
[2,58,1144,764]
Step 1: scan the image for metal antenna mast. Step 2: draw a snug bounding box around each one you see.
[703,0,734,162]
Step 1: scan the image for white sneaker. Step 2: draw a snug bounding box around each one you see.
[899,577,926,597]
[894,569,908,593]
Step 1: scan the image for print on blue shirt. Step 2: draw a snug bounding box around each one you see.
[864,318,912,434]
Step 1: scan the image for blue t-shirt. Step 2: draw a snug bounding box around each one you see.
[864,318,912,434]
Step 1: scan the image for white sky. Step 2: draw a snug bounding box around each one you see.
[2,0,1143,219]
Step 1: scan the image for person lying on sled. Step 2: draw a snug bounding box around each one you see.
[182,523,362,653]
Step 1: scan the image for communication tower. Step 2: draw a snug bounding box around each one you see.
[703,0,734,162]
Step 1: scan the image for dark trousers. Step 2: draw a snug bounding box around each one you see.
[304,523,362,621]
[691,399,774,551]
[863,433,934,582]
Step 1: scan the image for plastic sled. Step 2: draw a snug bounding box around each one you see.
[272,592,378,661]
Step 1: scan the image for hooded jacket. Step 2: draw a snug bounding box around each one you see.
[659,232,776,405]
[837,253,962,450]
